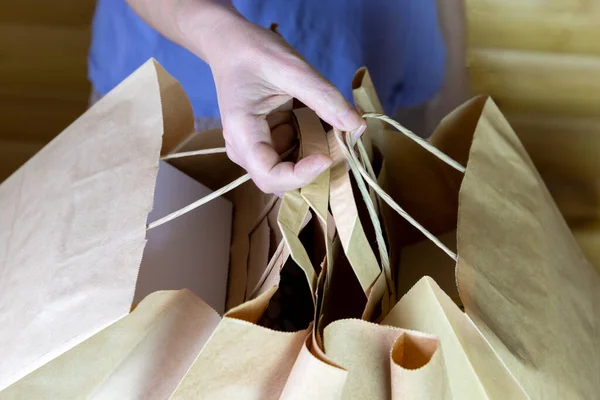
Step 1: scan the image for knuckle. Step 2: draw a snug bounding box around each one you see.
[273,50,310,79]
[222,127,235,144]
[280,55,305,74]
[222,132,242,165]
[226,149,239,165]
[224,144,241,165]
[254,178,274,194]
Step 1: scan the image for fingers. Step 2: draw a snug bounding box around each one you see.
[251,142,331,193]
[211,27,360,193]
[270,59,365,133]
[223,113,331,193]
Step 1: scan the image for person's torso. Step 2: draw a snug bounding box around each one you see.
[89,0,446,117]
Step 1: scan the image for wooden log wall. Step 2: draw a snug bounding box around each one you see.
[0,1,96,182]
[467,0,600,269]
[467,0,600,120]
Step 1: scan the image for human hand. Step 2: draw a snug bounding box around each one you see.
[124,0,363,192]
[185,5,364,193]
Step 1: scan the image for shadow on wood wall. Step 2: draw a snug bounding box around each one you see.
[0,1,96,182]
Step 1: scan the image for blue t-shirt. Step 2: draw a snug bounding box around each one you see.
[89,0,446,117]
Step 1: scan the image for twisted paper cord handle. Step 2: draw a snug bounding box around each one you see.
[335,114,465,261]
[147,114,466,263]
[147,145,295,230]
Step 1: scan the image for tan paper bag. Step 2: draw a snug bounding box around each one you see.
[278,109,452,400]
[0,59,194,389]
[174,107,396,400]
[0,290,221,399]
[168,128,282,309]
[171,107,339,398]
[457,98,600,399]
[354,68,600,399]
[0,58,275,393]
[4,57,597,399]
[0,60,325,399]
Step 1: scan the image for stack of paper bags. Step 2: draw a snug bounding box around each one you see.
[0,60,598,399]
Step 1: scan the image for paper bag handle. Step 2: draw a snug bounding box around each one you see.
[147,110,464,264]
[293,108,391,302]
[335,114,465,261]
[275,108,333,296]
[327,130,389,294]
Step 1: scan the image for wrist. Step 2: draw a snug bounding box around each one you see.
[175,0,245,64]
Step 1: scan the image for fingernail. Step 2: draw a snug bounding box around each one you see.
[338,107,363,131]
[351,122,367,143]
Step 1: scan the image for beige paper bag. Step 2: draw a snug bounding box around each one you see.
[0,70,324,399]
[136,160,232,313]
[456,97,600,399]
[277,108,453,400]
[168,127,282,309]
[171,219,315,400]
[323,319,451,400]
[172,109,332,399]
[173,106,399,400]
[0,59,192,389]
[1,60,398,399]
[353,67,600,398]
[5,57,598,399]
[385,277,527,399]
[0,290,221,399]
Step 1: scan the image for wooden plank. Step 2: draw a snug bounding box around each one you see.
[0,140,45,183]
[468,48,600,117]
[0,24,91,101]
[0,24,91,60]
[0,97,88,143]
[507,112,600,179]
[467,0,600,14]
[0,3,96,180]
[505,112,600,267]
[468,10,600,55]
[0,1,96,27]
[0,57,89,100]
[0,83,90,104]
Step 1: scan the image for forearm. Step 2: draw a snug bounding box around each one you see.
[124,0,243,62]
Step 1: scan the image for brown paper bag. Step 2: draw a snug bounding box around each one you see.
[168,103,522,400]
[173,106,399,400]
[0,61,328,399]
[0,59,194,389]
[0,290,221,399]
[353,68,600,398]
[322,319,451,400]
[277,109,453,400]
[456,98,600,399]
[0,59,384,398]
[5,58,597,399]
[0,58,275,393]
[166,128,281,309]
[172,108,335,398]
